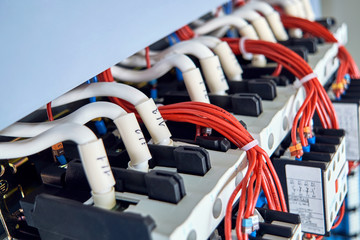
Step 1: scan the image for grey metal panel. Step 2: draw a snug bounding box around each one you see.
[0,0,224,130]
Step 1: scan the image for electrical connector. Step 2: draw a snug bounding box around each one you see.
[242,218,253,234]
[250,215,260,231]
[289,143,303,157]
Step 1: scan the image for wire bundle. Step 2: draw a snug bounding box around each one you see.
[159,102,287,240]
[223,38,338,158]
[175,25,195,41]
[281,15,360,99]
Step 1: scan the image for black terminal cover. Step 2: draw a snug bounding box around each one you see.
[30,194,155,240]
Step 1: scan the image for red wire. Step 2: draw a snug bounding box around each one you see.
[272,63,283,77]
[222,38,339,157]
[332,203,345,229]
[145,47,151,69]
[46,102,54,121]
[281,15,360,99]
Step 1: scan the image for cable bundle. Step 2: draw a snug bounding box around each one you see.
[281,15,360,99]
[159,102,287,240]
[175,25,195,41]
[223,38,339,159]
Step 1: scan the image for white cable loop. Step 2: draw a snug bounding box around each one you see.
[0,102,126,138]
[239,37,253,59]
[293,72,318,89]
[241,139,259,151]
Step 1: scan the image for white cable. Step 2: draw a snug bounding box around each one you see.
[248,1,289,41]
[192,36,222,48]
[0,123,116,209]
[49,82,173,146]
[293,73,317,88]
[194,15,266,65]
[233,8,277,42]
[152,40,214,60]
[112,54,210,103]
[1,102,126,137]
[111,54,196,83]
[51,82,148,107]
[292,0,307,18]
[194,36,243,81]
[0,123,96,157]
[251,0,275,15]
[300,0,315,21]
[261,0,299,15]
[194,15,259,40]
[261,0,303,38]
[151,41,229,95]
[210,26,232,38]
[120,54,149,67]
[241,139,259,151]
[0,102,151,172]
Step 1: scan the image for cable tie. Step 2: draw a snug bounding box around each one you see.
[241,139,258,151]
[293,73,317,89]
[239,37,253,59]
[336,39,343,48]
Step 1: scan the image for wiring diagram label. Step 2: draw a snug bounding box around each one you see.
[285,165,325,234]
[333,103,359,160]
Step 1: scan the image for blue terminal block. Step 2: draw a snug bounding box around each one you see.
[308,136,316,144]
[302,145,311,153]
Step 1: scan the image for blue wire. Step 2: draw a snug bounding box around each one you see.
[87,77,97,103]
[223,1,236,37]
[167,34,184,81]
[87,76,107,135]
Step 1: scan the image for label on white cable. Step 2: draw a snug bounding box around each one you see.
[285,165,325,235]
[333,102,360,160]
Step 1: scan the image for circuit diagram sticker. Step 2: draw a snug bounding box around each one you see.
[285,165,325,234]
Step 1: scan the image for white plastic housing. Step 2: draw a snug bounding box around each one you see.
[113,113,151,172]
[182,68,210,103]
[266,11,289,41]
[135,98,172,145]
[78,139,116,209]
[199,56,229,95]
[251,17,277,42]
[213,41,243,81]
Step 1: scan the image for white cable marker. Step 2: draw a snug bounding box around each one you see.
[239,37,253,60]
[135,98,173,145]
[200,55,229,95]
[241,139,259,151]
[293,72,318,89]
[182,68,211,103]
[78,138,116,209]
[194,36,243,81]
[113,113,151,172]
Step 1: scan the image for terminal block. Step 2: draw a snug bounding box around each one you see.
[249,208,302,240]
[274,129,348,235]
